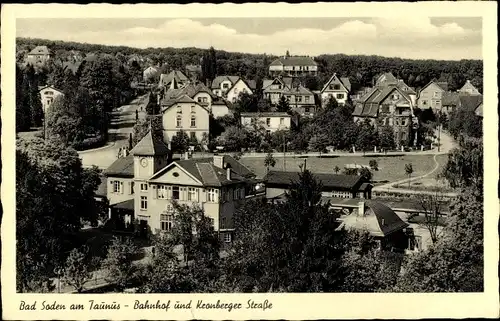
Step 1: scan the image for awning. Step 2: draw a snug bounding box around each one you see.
[111,199,135,211]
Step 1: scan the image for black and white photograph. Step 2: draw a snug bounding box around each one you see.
[1,2,498,320]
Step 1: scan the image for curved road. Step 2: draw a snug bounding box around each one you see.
[79,94,148,169]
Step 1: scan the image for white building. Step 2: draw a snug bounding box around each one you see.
[38,85,64,114]
[240,112,291,134]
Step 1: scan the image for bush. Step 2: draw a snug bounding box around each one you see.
[72,135,106,151]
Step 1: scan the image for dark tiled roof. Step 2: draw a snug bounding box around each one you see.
[365,201,409,236]
[442,92,460,106]
[375,73,398,86]
[269,56,317,67]
[154,155,255,187]
[211,75,240,89]
[353,86,411,118]
[459,94,483,112]
[105,155,135,178]
[130,131,170,156]
[436,82,449,91]
[159,70,189,86]
[111,199,135,211]
[29,46,50,55]
[359,183,373,192]
[161,83,214,106]
[340,77,352,92]
[264,171,364,191]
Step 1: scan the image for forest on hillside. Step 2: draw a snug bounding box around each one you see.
[17,37,483,94]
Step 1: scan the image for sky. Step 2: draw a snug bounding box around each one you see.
[16,17,482,60]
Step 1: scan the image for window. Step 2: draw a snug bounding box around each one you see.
[160,214,174,232]
[190,132,196,140]
[188,188,198,201]
[176,115,182,128]
[266,118,271,126]
[392,94,400,100]
[113,181,121,193]
[433,92,439,98]
[297,96,302,102]
[389,118,393,126]
[280,118,284,125]
[221,217,227,229]
[402,132,407,141]
[158,185,168,199]
[224,233,232,243]
[336,94,344,99]
[130,182,135,194]
[266,130,272,135]
[333,84,341,90]
[286,95,291,101]
[47,98,54,105]
[191,105,196,113]
[176,106,182,113]
[190,116,196,128]
[305,96,310,102]
[422,100,428,106]
[233,188,240,200]
[305,107,310,113]
[172,186,180,200]
[140,183,148,192]
[207,188,217,202]
[140,196,148,210]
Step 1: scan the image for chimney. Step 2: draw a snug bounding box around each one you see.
[123,147,129,157]
[213,155,224,168]
[226,167,231,181]
[381,218,385,226]
[358,201,365,217]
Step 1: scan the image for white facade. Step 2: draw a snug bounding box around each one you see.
[212,79,234,97]
[39,86,64,114]
[162,102,210,145]
[226,79,254,103]
[240,113,291,133]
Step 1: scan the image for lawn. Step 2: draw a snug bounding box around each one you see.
[240,154,441,184]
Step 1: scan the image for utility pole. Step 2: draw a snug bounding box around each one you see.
[283,135,286,171]
[437,113,441,152]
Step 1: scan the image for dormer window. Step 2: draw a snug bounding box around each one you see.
[223,83,229,89]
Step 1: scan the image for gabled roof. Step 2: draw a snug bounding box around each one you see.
[150,155,255,187]
[475,103,483,117]
[226,78,255,94]
[130,131,170,156]
[28,46,50,55]
[38,85,64,94]
[211,75,241,89]
[269,56,317,67]
[459,80,480,94]
[62,61,82,75]
[264,170,365,191]
[159,70,189,86]
[419,79,447,95]
[459,94,483,112]
[144,66,158,72]
[263,77,293,91]
[160,82,215,107]
[375,72,398,86]
[352,86,411,118]
[320,74,351,93]
[105,154,135,178]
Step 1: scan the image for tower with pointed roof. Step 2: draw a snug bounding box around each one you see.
[131,131,171,180]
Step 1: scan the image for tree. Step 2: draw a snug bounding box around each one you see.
[324,96,339,111]
[355,120,378,153]
[369,159,379,171]
[141,202,221,293]
[170,130,190,154]
[25,64,44,128]
[359,167,373,182]
[412,192,446,244]
[16,64,32,132]
[46,95,86,146]
[334,166,341,174]
[405,163,414,189]
[276,95,291,113]
[62,246,93,293]
[395,188,483,292]
[145,91,159,115]
[440,137,482,191]
[264,152,276,173]
[223,170,347,292]
[378,126,396,151]
[215,125,248,152]
[16,138,102,292]
[102,236,139,292]
[308,133,329,153]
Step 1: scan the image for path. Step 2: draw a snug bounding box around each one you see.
[79,94,149,169]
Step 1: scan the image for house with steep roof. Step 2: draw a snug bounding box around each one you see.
[263,77,316,116]
[38,85,64,114]
[459,94,483,115]
[353,84,417,147]
[375,72,398,87]
[441,92,461,114]
[339,200,410,251]
[160,93,210,147]
[159,70,190,89]
[143,66,159,83]
[269,54,318,77]
[417,79,449,111]
[225,78,256,103]
[104,133,264,242]
[26,46,51,66]
[264,171,372,200]
[161,81,216,111]
[320,73,352,105]
[458,80,481,95]
[240,112,292,134]
[211,75,245,98]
